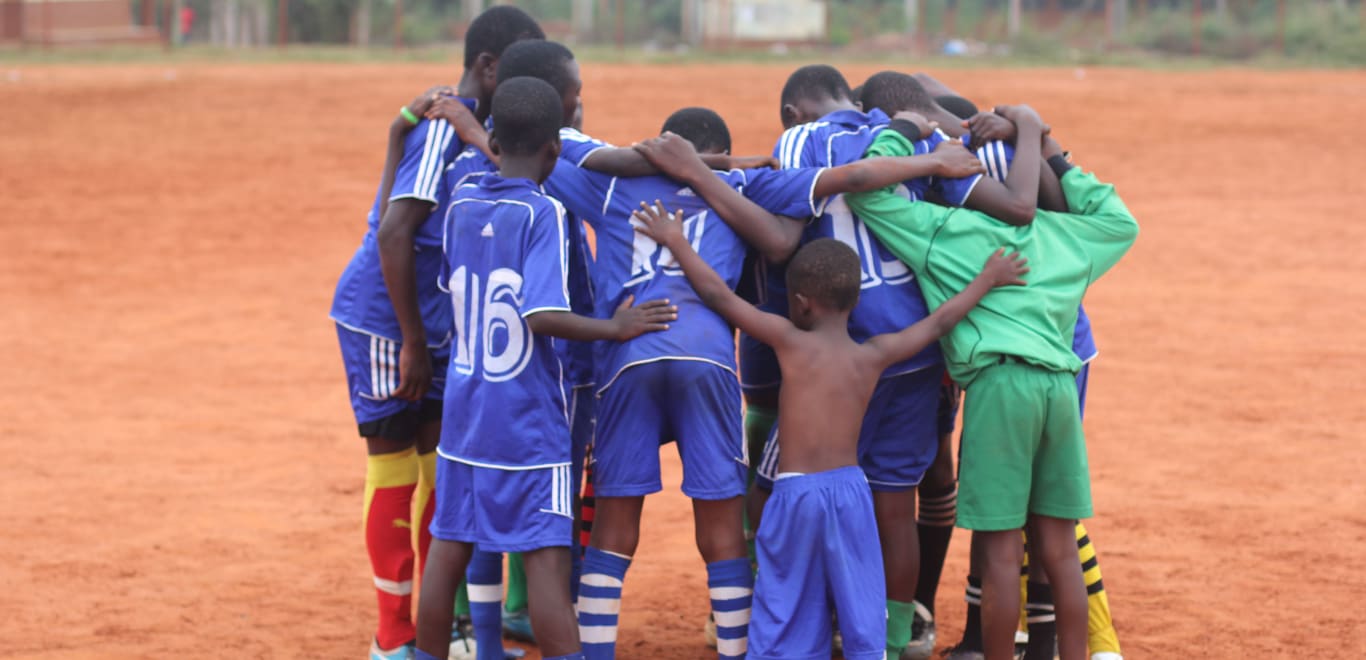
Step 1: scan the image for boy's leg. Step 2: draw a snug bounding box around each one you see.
[671,360,752,659]
[859,368,943,657]
[365,439,421,651]
[418,538,475,659]
[466,550,508,660]
[1026,517,1087,660]
[414,420,439,583]
[915,376,963,616]
[522,546,582,658]
[976,531,1025,660]
[578,365,667,660]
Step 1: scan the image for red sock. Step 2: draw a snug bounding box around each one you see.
[365,448,419,649]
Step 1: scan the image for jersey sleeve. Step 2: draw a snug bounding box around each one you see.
[521,198,573,317]
[558,127,612,168]
[438,188,467,295]
[1051,168,1139,283]
[774,123,820,169]
[738,167,827,218]
[927,131,986,207]
[541,164,614,227]
[391,119,459,205]
[844,129,946,275]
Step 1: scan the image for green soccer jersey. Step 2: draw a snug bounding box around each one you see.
[846,129,1139,386]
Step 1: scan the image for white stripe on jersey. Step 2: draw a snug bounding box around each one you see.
[386,339,398,397]
[996,141,1010,179]
[977,144,998,181]
[414,121,439,200]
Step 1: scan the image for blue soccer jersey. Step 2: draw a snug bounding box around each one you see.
[437,175,574,469]
[331,114,464,346]
[774,107,940,377]
[544,163,822,390]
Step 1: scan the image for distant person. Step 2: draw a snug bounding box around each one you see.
[179,6,194,44]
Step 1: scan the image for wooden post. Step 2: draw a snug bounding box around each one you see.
[614,0,623,50]
[276,0,288,47]
[1276,0,1286,55]
[143,0,157,28]
[42,0,51,48]
[944,0,957,39]
[394,0,403,48]
[1135,0,1147,21]
[1191,0,1202,55]
[1008,0,1021,38]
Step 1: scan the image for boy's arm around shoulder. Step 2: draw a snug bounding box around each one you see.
[514,197,680,342]
[864,249,1029,367]
[631,201,800,351]
[1052,164,1139,282]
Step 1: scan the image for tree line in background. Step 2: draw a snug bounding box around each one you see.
[132,0,1364,63]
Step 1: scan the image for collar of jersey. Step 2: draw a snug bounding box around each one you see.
[481,174,540,193]
[820,107,889,129]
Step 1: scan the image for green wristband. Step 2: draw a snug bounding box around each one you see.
[399,106,420,125]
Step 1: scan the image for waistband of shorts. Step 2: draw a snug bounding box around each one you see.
[772,464,866,492]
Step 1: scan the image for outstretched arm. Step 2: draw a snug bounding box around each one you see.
[580,145,762,178]
[424,95,498,165]
[632,201,798,349]
[377,85,453,221]
[525,296,677,342]
[633,133,806,265]
[865,249,1028,366]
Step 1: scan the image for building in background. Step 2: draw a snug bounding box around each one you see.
[684,0,827,47]
[0,0,159,45]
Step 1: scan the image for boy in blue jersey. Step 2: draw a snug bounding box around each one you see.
[859,75,1123,660]
[329,7,544,659]
[414,77,678,660]
[632,200,1028,660]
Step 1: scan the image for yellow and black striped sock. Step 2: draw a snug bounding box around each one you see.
[1076,522,1122,657]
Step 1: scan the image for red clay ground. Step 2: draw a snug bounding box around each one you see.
[1,61,1364,659]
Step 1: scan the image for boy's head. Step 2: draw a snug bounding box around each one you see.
[859,70,936,117]
[786,238,861,329]
[661,107,731,155]
[935,94,980,121]
[496,40,581,130]
[462,6,544,107]
[779,64,855,130]
[849,84,865,110]
[489,77,564,182]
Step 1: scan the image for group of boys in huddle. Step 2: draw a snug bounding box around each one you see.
[329,7,1138,660]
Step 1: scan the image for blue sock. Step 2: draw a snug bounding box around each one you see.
[707,557,753,660]
[543,655,586,660]
[466,549,505,660]
[578,547,631,660]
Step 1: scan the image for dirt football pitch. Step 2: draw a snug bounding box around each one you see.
[1,61,1364,659]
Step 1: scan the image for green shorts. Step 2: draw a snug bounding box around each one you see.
[957,360,1092,531]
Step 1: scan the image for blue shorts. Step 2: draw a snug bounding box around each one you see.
[1076,362,1091,420]
[756,366,944,492]
[593,360,745,500]
[750,466,886,660]
[336,324,447,437]
[937,374,963,436]
[739,332,781,393]
[430,457,575,552]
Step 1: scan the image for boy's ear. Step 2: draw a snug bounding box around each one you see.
[793,292,811,314]
[780,103,800,129]
[548,137,562,161]
[488,129,502,157]
[475,52,499,88]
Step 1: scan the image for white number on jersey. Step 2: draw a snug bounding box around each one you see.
[449,265,534,382]
[826,194,913,289]
[625,210,708,287]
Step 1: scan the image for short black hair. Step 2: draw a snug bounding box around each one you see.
[859,71,935,116]
[850,84,865,106]
[787,238,861,312]
[463,5,545,70]
[780,64,852,108]
[661,107,732,154]
[491,77,563,157]
[496,40,576,96]
[935,94,980,121]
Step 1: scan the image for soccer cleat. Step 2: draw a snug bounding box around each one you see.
[901,601,936,660]
[502,608,536,643]
[703,613,718,649]
[369,638,415,660]
[940,646,984,660]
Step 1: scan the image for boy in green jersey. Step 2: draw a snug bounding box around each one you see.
[845,104,1138,660]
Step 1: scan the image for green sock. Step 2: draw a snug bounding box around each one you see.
[886,599,914,659]
[743,405,778,567]
[455,580,470,617]
[505,552,528,613]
